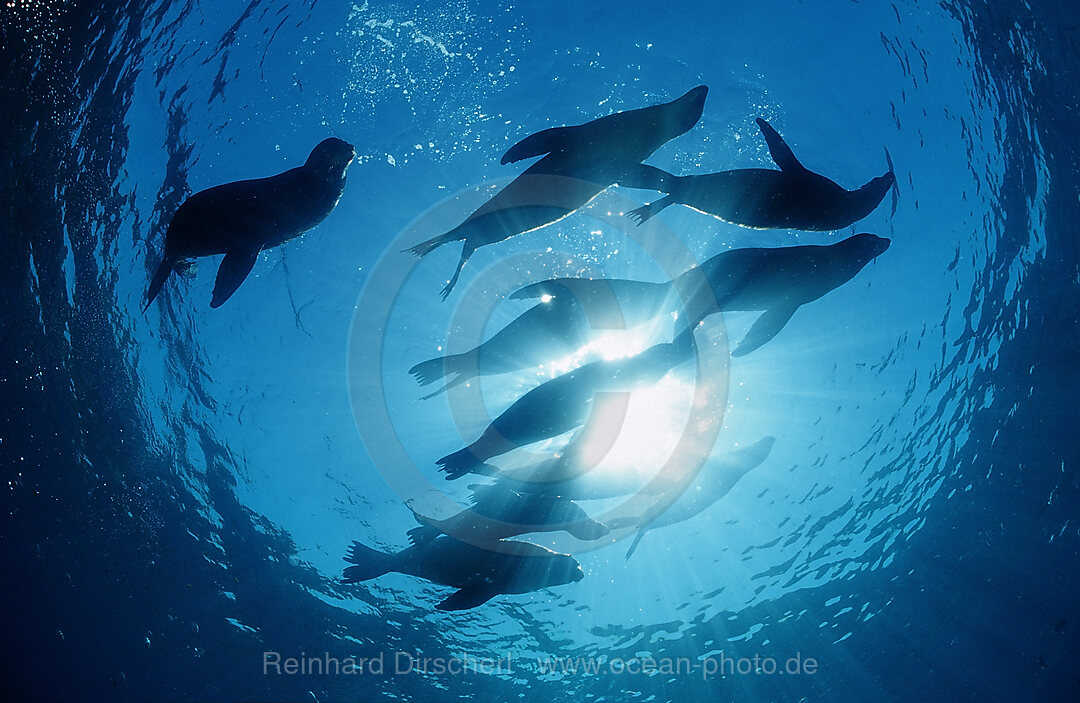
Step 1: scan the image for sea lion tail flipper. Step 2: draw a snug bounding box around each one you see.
[410,352,475,393]
[342,541,395,583]
[755,118,806,173]
[409,355,455,387]
[500,125,575,165]
[419,374,469,401]
[210,247,260,308]
[468,482,511,506]
[405,504,444,545]
[885,146,899,216]
[732,305,798,357]
[439,244,474,300]
[406,525,441,547]
[436,447,484,480]
[627,195,676,225]
[624,529,647,560]
[144,257,175,311]
[403,229,461,259]
[436,583,500,611]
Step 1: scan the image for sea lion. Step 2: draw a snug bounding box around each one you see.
[602,436,775,558]
[516,233,891,357]
[405,86,708,298]
[342,535,584,611]
[144,137,356,309]
[674,232,891,354]
[622,118,895,230]
[436,330,696,479]
[412,232,888,389]
[406,486,609,545]
[409,278,675,396]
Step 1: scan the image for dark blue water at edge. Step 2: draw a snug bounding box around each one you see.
[2,1,1078,701]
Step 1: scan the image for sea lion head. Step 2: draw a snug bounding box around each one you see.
[845,232,891,263]
[669,85,709,135]
[306,137,356,181]
[545,553,586,587]
[858,171,896,206]
[567,519,610,541]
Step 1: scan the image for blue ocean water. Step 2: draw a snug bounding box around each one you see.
[2,0,1078,701]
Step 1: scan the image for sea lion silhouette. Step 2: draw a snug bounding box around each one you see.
[405,86,708,298]
[342,536,584,611]
[144,137,356,309]
[412,232,889,389]
[436,330,696,480]
[406,487,609,546]
[622,118,894,230]
[673,233,892,354]
[516,233,891,357]
[408,278,674,397]
[602,436,775,558]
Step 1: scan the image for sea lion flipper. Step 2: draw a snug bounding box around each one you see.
[406,525,441,546]
[624,528,648,560]
[342,541,395,583]
[732,305,798,357]
[500,126,576,165]
[627,196,675,225]
[755,118,806,173]
[436,583,499,611]
[210,247,260,308]
[406,506,442,546]
[437,447,484,480]
[143,257,175,311]
[885,146,899,216]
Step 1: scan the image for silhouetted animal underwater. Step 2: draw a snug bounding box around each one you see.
[410,229,890,397]
[605,436,776,558]
[514,233,891,358]
[622,118,895,231]
[436,330,696,479]
[145,137,355,309]
[344,90,897,613]
[342,536,583,611]
[409,277,675,396]
[407,487,609,545]
[405,86,708,298]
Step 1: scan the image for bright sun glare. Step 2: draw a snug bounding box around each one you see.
[541,319,672,378]
[586,374,699,478]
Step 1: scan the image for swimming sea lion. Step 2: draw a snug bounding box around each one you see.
[622,118,894,230]
[342,535,584,611]
[144,137,356,309]
[673,232,892,354]
[405,86,708,298]
[406,487,609,545]
[408,278,675,396]
[436,330,696,479]
[603,436,775,558]
[515,233,891,357]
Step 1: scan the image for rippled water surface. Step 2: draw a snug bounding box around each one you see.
[2,1,1078,701]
